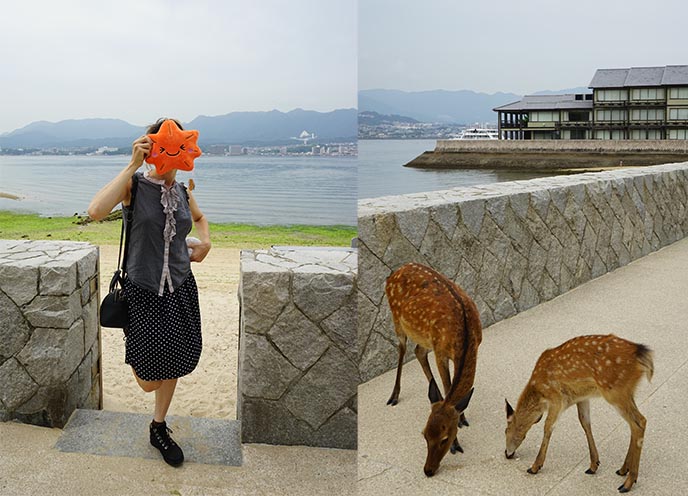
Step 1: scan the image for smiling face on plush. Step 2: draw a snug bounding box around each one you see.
[145,119,202,174]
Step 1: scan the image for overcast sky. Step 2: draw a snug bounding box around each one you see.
[0,0,356,133]
[360,0,688,95]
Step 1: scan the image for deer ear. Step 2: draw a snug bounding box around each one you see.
[428,378,443,404]
[454,387,474,412]
[505,399,515,421]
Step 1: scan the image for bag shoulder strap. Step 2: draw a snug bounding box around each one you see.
[120,173,140,275]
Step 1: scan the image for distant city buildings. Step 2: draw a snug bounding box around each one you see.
[495,65,688,140]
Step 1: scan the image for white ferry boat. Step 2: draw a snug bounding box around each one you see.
[455,128,499,140]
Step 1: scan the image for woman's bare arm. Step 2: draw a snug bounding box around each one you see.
[187,189,211,263]
[87,136,151,220]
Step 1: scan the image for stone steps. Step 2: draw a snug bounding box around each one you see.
[55,409,242,466]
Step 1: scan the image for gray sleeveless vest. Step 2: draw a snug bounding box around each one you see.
[124,172,193,295]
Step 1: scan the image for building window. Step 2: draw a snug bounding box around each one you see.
[596,130,625,140]
[595,89,628,102]
[668,108,688,120]
[630,109,665,121]
[669,87,688,99]
[596,109,627,122]
[630,129,662,139]
[530,111,559,122]
[630,88,665,100]
[668,129,688,139]
[565,111,590,122]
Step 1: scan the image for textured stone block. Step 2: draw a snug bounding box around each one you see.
[268,304,330,371]
[239,247,357,449]
[23,291,82,329]
[39,260,77,296]
[0,240,101,428]
[0,263,39,307]
[0,358,38,411]
[82,297,99,354]
[0,291,32,359]
[240,270,290,335]
[293,272,352,322]
[17,320,85,386]
[283,347,356,430]
[240,333,300,400]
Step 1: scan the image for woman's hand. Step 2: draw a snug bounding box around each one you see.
[131,135,152,167]
[190,242,211,263]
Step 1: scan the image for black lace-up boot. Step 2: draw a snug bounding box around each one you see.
[150,420,184,466]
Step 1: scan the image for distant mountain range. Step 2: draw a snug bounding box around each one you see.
[358,111,419,125]
[358,87,591,124]
[0,108,357,149]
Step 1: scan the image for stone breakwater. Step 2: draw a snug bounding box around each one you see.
[358,161,688,382]
[0,240,101,427]
[407,140,688,169]
[238,246,357,449]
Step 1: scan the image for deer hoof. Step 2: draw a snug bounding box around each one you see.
[527,466,540,475]
[585,468,596,475]
[461,418,470,427]
[618,484,631,493]
[450,440,463,454]
[386,398,398,406]
[616,468,629,476]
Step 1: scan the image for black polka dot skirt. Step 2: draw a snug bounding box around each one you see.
[123,273,202,381]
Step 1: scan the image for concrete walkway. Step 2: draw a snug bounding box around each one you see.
[359,237,688,495]
[0,420,355,495]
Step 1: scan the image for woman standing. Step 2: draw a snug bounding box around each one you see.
[88,118,211,467]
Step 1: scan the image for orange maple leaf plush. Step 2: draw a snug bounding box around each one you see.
[146,120,202,174]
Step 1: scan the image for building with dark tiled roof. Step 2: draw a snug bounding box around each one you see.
[494,65,688,140]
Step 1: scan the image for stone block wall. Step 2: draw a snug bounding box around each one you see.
[0,240,101,427]
[358,162,688,382]
[238,246,357,449]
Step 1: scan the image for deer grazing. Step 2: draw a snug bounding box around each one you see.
[385,262,482,477]
[505,334,653,493]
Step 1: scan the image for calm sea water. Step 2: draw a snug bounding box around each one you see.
[358,139,560,199]
[0,155,356,226]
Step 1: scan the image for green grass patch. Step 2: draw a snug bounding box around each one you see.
[0,211,356,248]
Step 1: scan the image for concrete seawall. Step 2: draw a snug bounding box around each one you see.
[407,140,688,169]
[358,161,688,382]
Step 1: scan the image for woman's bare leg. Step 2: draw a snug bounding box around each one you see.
[132,367,162,392]
[153,379,178,423]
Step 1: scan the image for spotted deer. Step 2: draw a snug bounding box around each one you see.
[505,334,653,493]
[385,262,482,476]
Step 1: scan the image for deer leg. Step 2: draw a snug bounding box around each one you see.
[577,400,600,474]
[415,345,435,383]
[435,354,452,396]
[614,398,646,493]
[386,335,407,406]
[528,404,562,475]
[434,354,465,455]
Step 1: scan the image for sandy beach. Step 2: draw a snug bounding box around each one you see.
[99,244,240,420]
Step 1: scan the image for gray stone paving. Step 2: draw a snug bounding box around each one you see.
[56,409,242,466]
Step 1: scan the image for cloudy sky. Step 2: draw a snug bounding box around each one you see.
[0,0,356,133]
[360,0,688,95]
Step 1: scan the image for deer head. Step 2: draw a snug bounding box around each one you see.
[504,398,543,459]
[422,379,474,476]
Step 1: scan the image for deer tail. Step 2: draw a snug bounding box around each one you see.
[635,343,654,383]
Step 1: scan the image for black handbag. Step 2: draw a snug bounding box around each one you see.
[99,174,139,333]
